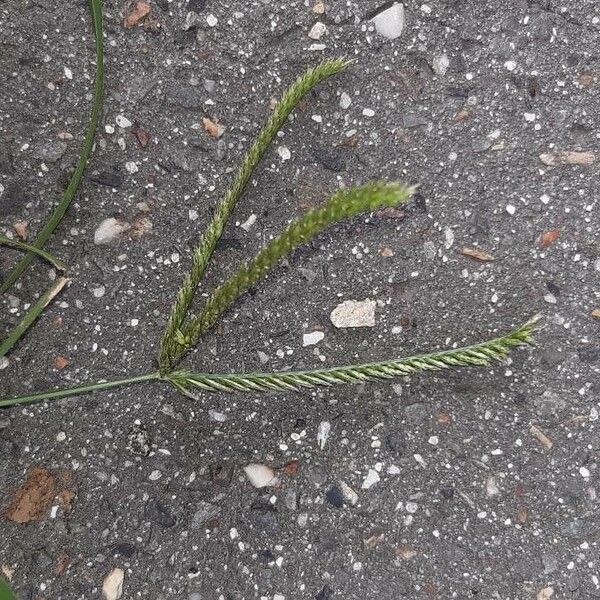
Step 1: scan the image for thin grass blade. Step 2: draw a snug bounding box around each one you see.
[0,234,67,272]
[0,0,104,294]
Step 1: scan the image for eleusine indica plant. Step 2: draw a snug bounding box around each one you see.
[0,56,538,408]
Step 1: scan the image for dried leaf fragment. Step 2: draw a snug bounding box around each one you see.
[5,467,56,523]
[131,123,151,148]
[461,247,494,262]
[13,221,28,240]
[537,586,554,600]
[529,424,553,450]
[539,151,595,167]
[538,229,559,249]
[395,546,418,559]
[54,355,70,370]
[202,116,225,139]
[123,1,151,28]
[592,309,600,319]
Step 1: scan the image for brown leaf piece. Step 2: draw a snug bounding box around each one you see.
[395,545,418,560]
[539,151,595,167]
[4,467,56,523]
[591,309,600,319]
[57,489,76,516]
[123,1,151,28]
[461,247,494,262]
[131,123,151,148]
[54,355,70,370]
[282,459,300,476]
[529,425,553,451]
[539,229,559,249]
[202,116,225,139]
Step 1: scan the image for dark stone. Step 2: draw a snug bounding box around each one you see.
[402,113,428,128]
[546,280,560,296]
[313,147,346,172]
[385,431,407,455]
[316,585,334,600]
[325,486,345,508]
[439,486,454,500]
[113,542,136,557]
[209,462,234,486]
[412,191,427,212]
[445,86,471,98]
[89,171,124,188]
[167,86,204,109]
[187,0,207,11]
[0,181,30,216]
[32,550,53,569]
[145,500,177,528]
[578,346,599,363]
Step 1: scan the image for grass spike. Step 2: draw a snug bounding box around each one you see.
[168,317,539,394]
[171,182,416,364]
[158,57,351,373]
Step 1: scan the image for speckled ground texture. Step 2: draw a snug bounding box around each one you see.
[1,0,600,598]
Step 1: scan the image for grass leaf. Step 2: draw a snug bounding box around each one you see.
[0,0,104,294]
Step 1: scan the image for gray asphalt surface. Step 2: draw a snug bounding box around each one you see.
[1,1,599,599]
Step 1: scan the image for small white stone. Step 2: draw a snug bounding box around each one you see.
[317,420,331,450]
[428,435,439,446]
[339,481,359,505]
[130,318,139,327]
[102,568,124,600]
[94,217,130,245]
[504,60,517,71]
[544,293,557,304]
[505,204,516,215]
[149,470,161,481]
[303,331,324,346]
[105,124,115,134]
[125,161,138,174]
[432,54,450,76]
[63,66,73,80]
[370,2,405,40]
[540,194,550,205]
[56,431,66,442]
[579,466,590,478]
[206,14,218,27]
[93,286,106,298]
[361,469,380,489]
[405,501,418,513]
[524,112,536,122]
[208,409,227,422]
[362,108,375,117]
[240,213,257,231]
[308,21,327,40]
[330,299,376,328]
[115,115,132,128]
[243,464,279,488]
[339,92,352,109]
[387,465,401,475]
[277,145,291,161]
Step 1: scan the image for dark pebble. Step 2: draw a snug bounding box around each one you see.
[546,280,560,296]
[325,486,345,508]
[316,585,334,600]
[113,542,136,558]
[145,499,177,528]
[412,192,427,212]
[386,431,407,455]
[578,346,599,363]
[89,171,124,188]
[313,146,346,172]
[439,486,455,500]
[187,0,207,11]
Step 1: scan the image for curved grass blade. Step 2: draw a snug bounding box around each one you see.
[0,0,104,294]
[172,182,416,364]
[158,57,352,373]
[0,234,67,272]
[0,276,69,359]
[169,317,539,394]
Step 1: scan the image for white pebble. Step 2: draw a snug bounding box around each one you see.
[206,14,218,27]
[362,108,375,117]
[339,92,352,109]
[308,21,327,40]
[277,145,291,161]
[303,331,324,346]
[505,204,516,215]
[243,463,279,488]
[115,115,132,128]
[361,469,380,489]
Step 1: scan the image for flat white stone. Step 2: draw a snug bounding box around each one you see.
[94,217,130,245]
[370,3,405,40]
[102,568,124,600]
[243,464,279,488]
[361,469,380,489]
[303,330,324,346]
[330,299,376,328]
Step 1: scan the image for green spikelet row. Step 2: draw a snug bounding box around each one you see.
[171,182,416,363]
[159,58,352,372]
[168,317,539,394]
